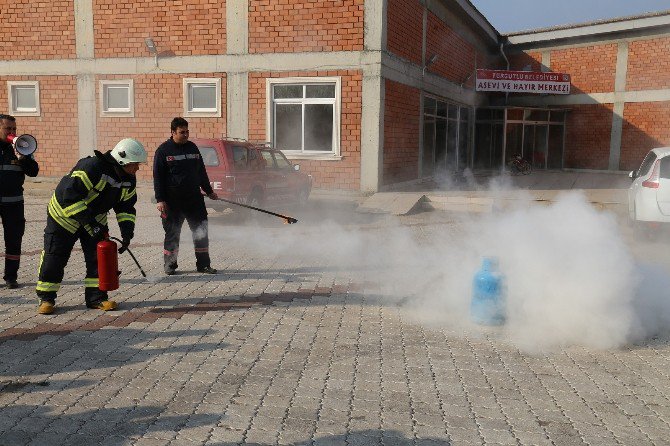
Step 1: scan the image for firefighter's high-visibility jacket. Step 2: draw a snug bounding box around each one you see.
[47,150,137,239]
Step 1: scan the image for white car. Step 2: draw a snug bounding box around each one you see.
[628,147,670,226]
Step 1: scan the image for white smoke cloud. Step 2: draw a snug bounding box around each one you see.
[192,222,208,241]
[411,190,670,352]
[207,188,670,353]
[461,191,639,351]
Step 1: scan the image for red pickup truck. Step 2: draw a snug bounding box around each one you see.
[191,138,312,208]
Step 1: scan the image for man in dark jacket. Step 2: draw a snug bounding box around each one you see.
[35,138,147,315]
[0,114,39,289]
[153,117,218,275]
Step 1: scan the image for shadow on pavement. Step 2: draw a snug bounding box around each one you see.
[0,404,452,446]
[122,289,400,313]
[0,404,224,446]
[0,328,227,375]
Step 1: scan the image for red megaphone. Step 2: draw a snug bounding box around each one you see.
[6,133,37,156]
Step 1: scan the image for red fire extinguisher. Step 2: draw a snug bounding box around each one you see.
[97,234,120,291]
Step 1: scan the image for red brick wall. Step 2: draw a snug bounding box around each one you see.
[93,0,226,58]
[383,80,420,185]
[508,51,542,71]
[564,104,613,169]
[620,102,670,170]
[627,37,670,91]
[424,12,476,85]
[0,1,75,60]
[248,0,364,53]
[551,45,617,94]
[386,0,423,65]
[96,73,227,182]
[248,70,362,190]
[0,76,79,176]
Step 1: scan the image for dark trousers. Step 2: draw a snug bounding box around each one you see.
[36,215,107,307]
[162,197,210,270]
[1,202,25,282]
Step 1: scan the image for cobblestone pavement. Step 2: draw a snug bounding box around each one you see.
[1,190,670,446]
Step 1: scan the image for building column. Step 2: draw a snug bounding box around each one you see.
[609,41,628,171]
[77,75,96,156]
[74,0,96,156]
[365,0,387,51]
[226,0,249,140]
[361,75,385,192]
[227,0,248,55]
[227,73,249,140]
[74,0,94,59]
[361,0,387,192]
[418,3,428,178]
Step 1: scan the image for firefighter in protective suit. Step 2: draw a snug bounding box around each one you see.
[35,138,147,315]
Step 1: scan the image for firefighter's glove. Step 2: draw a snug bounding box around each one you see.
[118,237,131,254]
[89,224,106,242]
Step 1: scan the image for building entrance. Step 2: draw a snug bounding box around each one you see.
[474,107,566,171]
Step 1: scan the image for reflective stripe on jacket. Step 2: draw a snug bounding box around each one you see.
[153,138,213,202]
[48,150,137,238]
[0,140,39,203]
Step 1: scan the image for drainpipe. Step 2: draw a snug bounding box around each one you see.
[500,42,510,173]
[500,42,509,105]
[500,42,509,70]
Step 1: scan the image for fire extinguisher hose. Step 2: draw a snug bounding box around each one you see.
[109,236,147,278]
[207,196,298,224]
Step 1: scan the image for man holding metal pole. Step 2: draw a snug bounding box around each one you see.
[153,117,218,276]
[0,114,39,289]
[35,138,147,315]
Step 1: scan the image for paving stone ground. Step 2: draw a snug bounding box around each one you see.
[1,187,669,446]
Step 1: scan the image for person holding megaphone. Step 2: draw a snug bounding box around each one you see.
[0,114,39,289]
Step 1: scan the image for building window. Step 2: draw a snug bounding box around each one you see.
[183,78,221,117]
[267,77,341,159]
[423,95,470,174]
[100,80,134,117]
[8,81,40,117]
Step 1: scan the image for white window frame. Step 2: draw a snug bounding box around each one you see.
[266,77,341,160]
[183,78,221,118]
[100,79,134,117]
[8,81,40,117]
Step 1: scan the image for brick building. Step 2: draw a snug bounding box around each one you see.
[503,12,670,173]
[0,1,668,192]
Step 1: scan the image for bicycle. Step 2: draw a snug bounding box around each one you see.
[508,154,532,175]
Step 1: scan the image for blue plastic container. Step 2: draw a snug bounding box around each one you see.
[470,257,506,325]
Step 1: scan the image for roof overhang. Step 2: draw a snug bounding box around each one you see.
[505,10,670,46]
[449,0,499,44]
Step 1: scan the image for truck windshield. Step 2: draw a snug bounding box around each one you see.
[274,151,292,169]
[198,147,219,166]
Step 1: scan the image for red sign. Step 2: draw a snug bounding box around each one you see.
[476,69,571,94]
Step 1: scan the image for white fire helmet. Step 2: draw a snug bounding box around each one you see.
[111,138,147,165]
